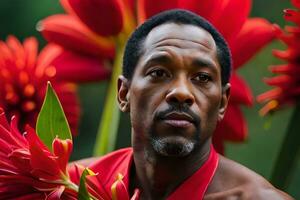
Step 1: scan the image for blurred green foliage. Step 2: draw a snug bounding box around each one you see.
[0,0,299,198]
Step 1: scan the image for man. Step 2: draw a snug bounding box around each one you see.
[77,9,293,199]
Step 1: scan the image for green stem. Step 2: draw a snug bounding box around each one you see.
[271,103,300,189]
[93,39,124,156]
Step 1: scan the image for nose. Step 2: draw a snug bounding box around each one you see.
[165,78,195,106]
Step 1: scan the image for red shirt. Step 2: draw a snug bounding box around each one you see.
[69,146,219,199]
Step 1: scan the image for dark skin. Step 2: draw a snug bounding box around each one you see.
[118,23,293,200]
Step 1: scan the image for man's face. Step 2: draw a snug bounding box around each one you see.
[118,23,229,157]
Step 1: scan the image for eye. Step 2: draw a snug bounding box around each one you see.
[148,68,169,78]
[192,72,212,83]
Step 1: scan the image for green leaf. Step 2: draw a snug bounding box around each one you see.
[36,82,72,151]
[78,168,95,200]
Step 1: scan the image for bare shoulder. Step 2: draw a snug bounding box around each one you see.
[204,156,294,200]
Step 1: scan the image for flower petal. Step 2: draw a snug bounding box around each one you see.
[263,75,295,87]
[8,193,46,200]
[10,116,27,146]
[0,107,10,130]
[230,73,253,106]
[258,100,280,116]
[292,0,300,9]
[60,0,76,15]
[0,40,13,64]
[0,184,42,199]
[86,175,111,200]
[269,64,300,75]
[272,49,295,61]
[53,138,73,174]
[0,116,28,149]
[284,9,300,24]
[67,163,84,184]
[111,173,129,200]
[8,149,31,172]
[67,164,111,200]
[6,36,26,68]
[24,126,61,180]
[36,44,63,78]
[23,37,38,70]
[136,0,146,24]
[141,0,179,20]
[46,186,65,200]
[257,88,282,103]
[24,125,50,152]
[0,137,14,155]
[39,14,115,58]
[214,104,248,141]
[1,175,58,191]
[61,0,124,36]
[51,50,111,82]
[179,0,224,22]
[214,0,251,42]
[230,18,278,69]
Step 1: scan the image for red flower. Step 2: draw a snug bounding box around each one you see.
[39,0,277,153]
[257,0,300,115]
[0,108,77,199]
[0,107,139,199]
[0,36,83,135]
[111,173,140,200]
[68,165,140,200]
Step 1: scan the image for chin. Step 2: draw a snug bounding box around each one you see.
[151,136,197,157]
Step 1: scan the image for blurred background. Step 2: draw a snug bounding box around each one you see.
[0,0,299,198]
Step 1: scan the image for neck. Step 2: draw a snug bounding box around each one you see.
[132,138,212,200]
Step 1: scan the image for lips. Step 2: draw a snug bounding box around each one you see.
[161,112,194,128]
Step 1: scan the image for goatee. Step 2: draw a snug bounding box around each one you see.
[151,136,197,157]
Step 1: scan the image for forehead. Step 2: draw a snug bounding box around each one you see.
[142,23,217,54]
[134,22,220,74]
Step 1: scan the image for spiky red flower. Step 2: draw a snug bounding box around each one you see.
[0,107,140,199]
[257,0,300,115]
[39,0,277,153]
[68,160,140,200]
[0,36,83,135]
[0,108,78,199]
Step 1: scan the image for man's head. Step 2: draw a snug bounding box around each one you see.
[118,9,231,158]
[123,9,231,86]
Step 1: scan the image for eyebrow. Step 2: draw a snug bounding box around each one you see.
[143,54,172,67]
[191,58,217,69]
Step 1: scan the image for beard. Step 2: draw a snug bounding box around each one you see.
[150,135,198,157]
[148,103,201,157]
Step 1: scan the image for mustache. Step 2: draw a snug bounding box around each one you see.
[154,103,200,125]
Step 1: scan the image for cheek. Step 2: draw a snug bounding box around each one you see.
[129,80,165,128]
[195,89,222,133]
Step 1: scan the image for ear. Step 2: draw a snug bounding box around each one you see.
[218,83,230,121]
[117,75,130,112]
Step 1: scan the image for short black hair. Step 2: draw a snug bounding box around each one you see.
[123,9,232,85]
